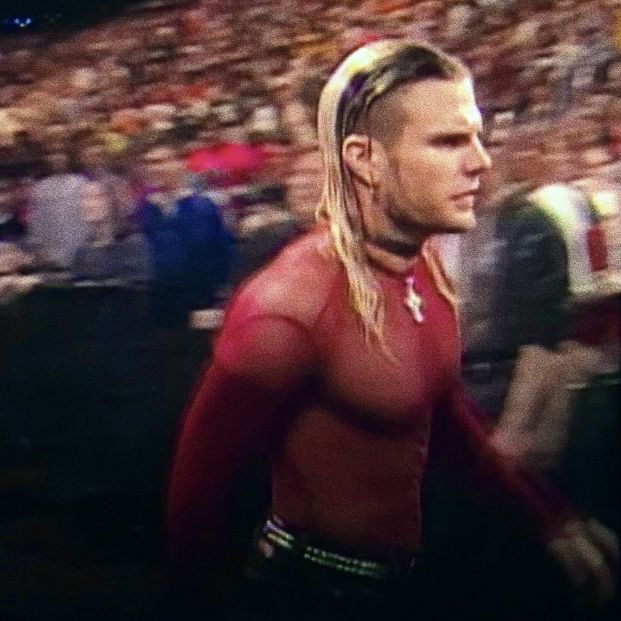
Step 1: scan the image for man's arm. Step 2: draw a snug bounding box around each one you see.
[436,382,571,536]
[436,382,618,605]
[165,314,315,582]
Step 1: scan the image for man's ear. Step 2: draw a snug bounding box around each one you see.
[342,134,382,188]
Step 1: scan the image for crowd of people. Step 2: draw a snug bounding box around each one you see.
[1,0,620,319]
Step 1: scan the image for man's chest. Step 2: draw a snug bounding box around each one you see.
[315,273,461,422]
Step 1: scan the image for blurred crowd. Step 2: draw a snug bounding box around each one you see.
[1,0,620,328]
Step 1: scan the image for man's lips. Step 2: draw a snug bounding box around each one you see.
[452,188,479,199]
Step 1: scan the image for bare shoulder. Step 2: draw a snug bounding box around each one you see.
[228,226,340,329]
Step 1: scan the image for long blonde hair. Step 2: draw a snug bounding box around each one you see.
[316,40,467,346]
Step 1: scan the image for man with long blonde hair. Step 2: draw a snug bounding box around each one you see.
[166,40,617,620]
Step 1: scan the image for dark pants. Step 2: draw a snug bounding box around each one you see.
[225,541,433,621]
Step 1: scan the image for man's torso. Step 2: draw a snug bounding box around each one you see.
[218,225,461,555]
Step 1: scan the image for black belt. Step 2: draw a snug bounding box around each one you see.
[254,516,417,581]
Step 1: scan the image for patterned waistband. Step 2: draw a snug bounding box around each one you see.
[256,516,416,581]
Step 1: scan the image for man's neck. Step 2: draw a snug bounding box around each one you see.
[363,238,422,276]
[356,195,426,274]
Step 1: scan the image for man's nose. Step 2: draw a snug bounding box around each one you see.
[466,139,492,174]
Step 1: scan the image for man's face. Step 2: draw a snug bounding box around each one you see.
[142,149,185,192]
[377,78,491,240]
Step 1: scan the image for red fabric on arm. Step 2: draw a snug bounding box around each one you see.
[434,383,574,541]
[165,314,315,575]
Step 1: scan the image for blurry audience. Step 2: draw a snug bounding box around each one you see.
[0,0,619,323]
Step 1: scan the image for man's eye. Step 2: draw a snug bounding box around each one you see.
[437,135,468,147]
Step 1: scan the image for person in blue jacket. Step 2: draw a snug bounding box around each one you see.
[139,145,234,327]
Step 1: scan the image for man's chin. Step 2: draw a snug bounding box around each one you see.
[444,213,476,233]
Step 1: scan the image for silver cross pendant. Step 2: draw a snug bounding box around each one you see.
[404,276,424,323]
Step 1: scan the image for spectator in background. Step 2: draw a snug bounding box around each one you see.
[139,145,234,327]
[231,183,301,286]
[227,137,324,284]
[212,124,267,190]
[74,138,139,233]
[71,180,152,285]
[443,1,477,45]
[26,150,90,271]
[279,72,325,148]
[285,146,323,230]
[463,127,618,481]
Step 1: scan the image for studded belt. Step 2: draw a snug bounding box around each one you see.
[255,516,417,581]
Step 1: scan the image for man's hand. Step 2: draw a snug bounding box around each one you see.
[488,428,532,464]
[547,518,619,607]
